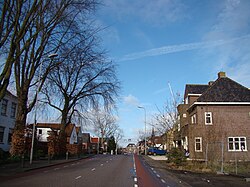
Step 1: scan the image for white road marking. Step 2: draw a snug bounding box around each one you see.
[134,185,138,187]
[91,168,96,171]
[71,163,75,166]
[43,170,49,173]
[54,168,60,170]
[106,161,109,163]
[161,179,166,183]
[134,178,137,182]
[75,176,81,180]
[100,164,104,166]
[156,174,161,178]
[64,165,69,168]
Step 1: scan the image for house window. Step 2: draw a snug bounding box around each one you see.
[10,102,17,118]
[38,129,42,135]
[195,137,202,152]
[177,124,180,131]
[228,137,247,151]
[1,99,8,116]
[191,114,196,124]
[0,126,5,143]
[8,128,13,143]
[205,112,212,125]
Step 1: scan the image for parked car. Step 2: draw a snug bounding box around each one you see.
[147,147,166,155]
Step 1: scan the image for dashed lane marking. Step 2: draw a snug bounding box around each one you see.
[161,179,166,184]
[75,176,81,180]
[91,168,96,171]
[54,168,60,170]
[64,165,69,168]
[100,164,104,166]
[156,174,161,178]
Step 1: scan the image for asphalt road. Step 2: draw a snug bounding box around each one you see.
[1,155,137,187]
[3,154,247,187]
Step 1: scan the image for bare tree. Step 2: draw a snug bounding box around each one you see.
[113,127,124,154]
[42,34,120,154]
[152,92,181,134]
[87,108,119,152]
[1,0,99,157]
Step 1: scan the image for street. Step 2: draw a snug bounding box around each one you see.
[1,155,136,187]
[1,154,249,187]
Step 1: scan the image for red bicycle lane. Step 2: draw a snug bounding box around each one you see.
[134,154,163,187]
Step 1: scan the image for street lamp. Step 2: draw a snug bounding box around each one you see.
[137,106,147,155]
[30,53,58,164]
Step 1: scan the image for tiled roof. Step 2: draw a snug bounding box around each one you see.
[91,137,99,143]
[197,77,250,102]
[34,123,80,136]
[184,84,210,98]
[35,123,61,129]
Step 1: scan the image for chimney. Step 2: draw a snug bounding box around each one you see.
[218,71,226,78]
[208,81,214,86]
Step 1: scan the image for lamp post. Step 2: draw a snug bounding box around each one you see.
[138,106,147,155]
[30,53,58,164]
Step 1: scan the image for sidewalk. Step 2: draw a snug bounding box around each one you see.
[0,156,90,179]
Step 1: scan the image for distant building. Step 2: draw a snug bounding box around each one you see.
[126,143,137,154]
[0,90,17,151]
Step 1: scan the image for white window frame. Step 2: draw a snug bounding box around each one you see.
[8,128,13,144]
[191,114,196,124]
[228,137,247,152]
[195,137,202,152]
[10,102,17,118]
[205,112,212,125]
[177,124,180,131]
[1,99,8,116]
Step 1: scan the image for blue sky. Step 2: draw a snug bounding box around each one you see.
[93,0,250,146]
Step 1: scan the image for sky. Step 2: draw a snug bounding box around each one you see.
[92,0,250,147]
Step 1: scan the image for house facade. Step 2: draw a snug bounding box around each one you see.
[177,72,250,162]
[0,90,17,151]
[33,123,81,155]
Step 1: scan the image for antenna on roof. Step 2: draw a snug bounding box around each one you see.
[168,81,175,104]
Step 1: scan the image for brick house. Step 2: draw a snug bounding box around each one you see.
[33,123,82,155]
[177,72,250,162]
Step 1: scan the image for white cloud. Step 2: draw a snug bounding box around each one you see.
[118,35,250,61]
[103,0,188,25]
[201,0,250,87]
[123,94,140,106]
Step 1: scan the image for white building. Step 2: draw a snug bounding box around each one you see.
[0,91,17,151]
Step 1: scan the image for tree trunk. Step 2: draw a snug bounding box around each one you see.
[58,108,68,156]
[10,91,28,157]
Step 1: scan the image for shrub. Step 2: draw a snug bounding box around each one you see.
[167,148,186,165]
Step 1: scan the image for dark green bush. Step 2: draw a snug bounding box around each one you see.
[167,147,186,165]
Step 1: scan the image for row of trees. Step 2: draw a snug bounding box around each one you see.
[0,0,120,157]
